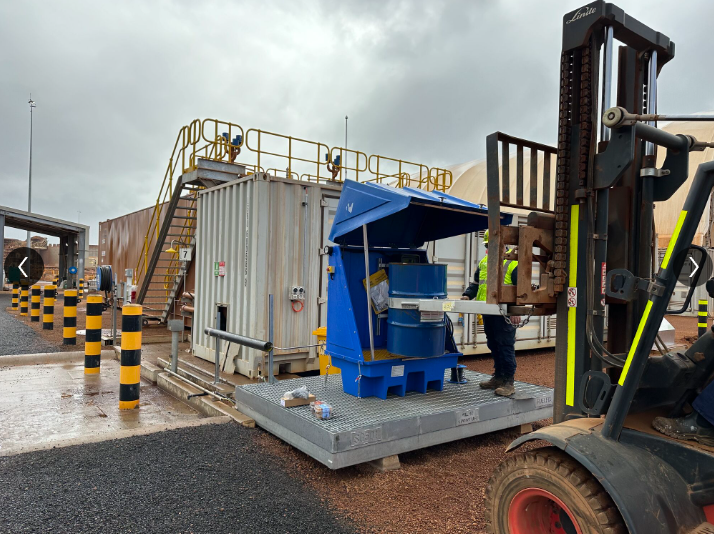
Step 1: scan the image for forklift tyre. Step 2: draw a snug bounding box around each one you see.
[485,447,625,534]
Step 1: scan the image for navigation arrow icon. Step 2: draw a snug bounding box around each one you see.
[18,257,27,278]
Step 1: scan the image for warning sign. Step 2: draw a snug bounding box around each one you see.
[567,287,577,308]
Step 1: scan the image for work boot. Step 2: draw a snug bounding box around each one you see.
[653,411,714,447]
[479,375,506,390]
[495,379,515,397]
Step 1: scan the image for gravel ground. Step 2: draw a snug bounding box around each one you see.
[0,423,357,534]
[2,289,173,352]
[0,293,58,355]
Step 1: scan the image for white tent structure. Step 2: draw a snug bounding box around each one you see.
[445,119,714,247]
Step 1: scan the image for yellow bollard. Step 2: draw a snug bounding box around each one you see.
[84,294,103,374]
[20,281,29,317]
[120,304,142,409]
[43,285,56,330]
[63,289,77,345]
[30,285,41,322]
[11,282,19,312]
[78,278,84,301]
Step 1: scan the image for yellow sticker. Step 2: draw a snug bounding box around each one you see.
[442,301,455,312]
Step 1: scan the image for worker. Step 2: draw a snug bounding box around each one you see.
[653,383,714,446]
[653,276,714,445]
[461,229,520,397]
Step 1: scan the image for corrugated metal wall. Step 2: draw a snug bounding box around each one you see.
[193,174,341,377]
[98,203,196,321]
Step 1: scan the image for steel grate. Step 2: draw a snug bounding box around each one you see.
[239,370,551,434]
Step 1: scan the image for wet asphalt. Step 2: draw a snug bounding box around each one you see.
[0,423,356,534]
[0,292,58,355]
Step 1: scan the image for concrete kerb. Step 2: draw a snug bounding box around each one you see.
[0,416,231,457]
[0,349,115,366]
[156,372,255,428]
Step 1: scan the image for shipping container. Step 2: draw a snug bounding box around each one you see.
[192,173,341,377]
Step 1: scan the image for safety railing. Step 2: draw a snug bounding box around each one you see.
[135,118,459,286]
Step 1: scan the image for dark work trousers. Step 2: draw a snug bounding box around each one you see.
[482,314,517,379]
[694,380,714,426]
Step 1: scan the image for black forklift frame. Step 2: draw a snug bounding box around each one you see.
[486,2,714,532]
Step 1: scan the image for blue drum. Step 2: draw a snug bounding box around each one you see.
[387,263,448,358]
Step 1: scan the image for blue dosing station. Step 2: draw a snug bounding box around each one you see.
[324,180,512,399]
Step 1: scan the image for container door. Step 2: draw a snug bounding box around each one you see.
[319,195,341,326]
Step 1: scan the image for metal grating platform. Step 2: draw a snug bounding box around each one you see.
[234,370,553,469]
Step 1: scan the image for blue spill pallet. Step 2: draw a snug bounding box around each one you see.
[234,370,554,469]
[333,353,459,399]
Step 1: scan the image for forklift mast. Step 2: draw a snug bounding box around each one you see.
[486,1,714,428]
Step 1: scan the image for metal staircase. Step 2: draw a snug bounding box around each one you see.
[137,176,200,322]
[136,159,248,323]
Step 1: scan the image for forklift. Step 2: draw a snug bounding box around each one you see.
[483,3,714,533]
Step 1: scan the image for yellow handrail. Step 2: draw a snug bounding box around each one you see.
[135,118,456,293]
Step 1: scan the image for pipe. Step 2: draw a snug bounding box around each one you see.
[181,305,194,314]
[203,327,273,352]
[634,123,690,153]
[600,25,614,143]
[363,224,375,362]
[182,291,194,300]
[268,294,275,384]
[646,50,658,156]
[162,367,234,404]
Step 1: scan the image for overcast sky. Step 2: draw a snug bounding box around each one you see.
[2,0,714,243]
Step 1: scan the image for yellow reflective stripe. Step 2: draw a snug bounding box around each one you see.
[699,300,708,306]
[660,211,687,270]
[86,316,102,329]
[698,323,708,328]
[619,300,654,386]
[120,365,141,384]
[566,204,579,406]
[699,311,708,317]
[121,331,142,350]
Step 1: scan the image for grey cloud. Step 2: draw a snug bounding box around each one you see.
[1,0,713,241]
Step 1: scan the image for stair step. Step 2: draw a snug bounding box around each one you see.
[172,216,197,220]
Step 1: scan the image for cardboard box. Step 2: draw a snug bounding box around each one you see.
[280,393,316,408]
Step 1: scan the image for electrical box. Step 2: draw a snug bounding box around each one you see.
[289,286,306,300]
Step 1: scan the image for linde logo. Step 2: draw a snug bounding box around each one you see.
[566,6,596,24]
[347,202,353,213]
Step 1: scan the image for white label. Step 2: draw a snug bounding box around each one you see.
[101,250,106,257]
[442,301,454,312]
[536,393,553,408]
[456,408,479,426]
[179,248,192,262]
[567,287,577,308]
[391,365,405,378]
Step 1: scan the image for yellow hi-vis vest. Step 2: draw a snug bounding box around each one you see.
[476,252,517,301]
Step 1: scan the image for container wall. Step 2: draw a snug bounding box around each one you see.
[193,174,341,377]
[98,202,196,323]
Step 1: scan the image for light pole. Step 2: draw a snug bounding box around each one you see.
[27,95,36,249]
[344,115,348,180]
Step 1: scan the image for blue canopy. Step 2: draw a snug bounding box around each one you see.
[329,180,512,248]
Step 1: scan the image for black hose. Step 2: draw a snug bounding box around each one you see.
[97,265,113,291]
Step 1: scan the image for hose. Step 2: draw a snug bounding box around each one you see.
[97,265,113,292]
